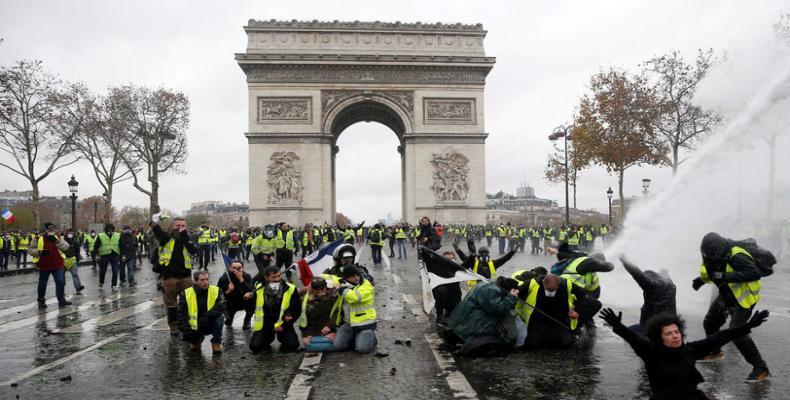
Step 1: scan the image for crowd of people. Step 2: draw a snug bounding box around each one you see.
[12,212,780,398]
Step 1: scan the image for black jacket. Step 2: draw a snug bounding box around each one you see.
[611,320,752,400]
[701,241,762,307]
[457,247,516,280]
[152,224,197,278]
[417,224,441,251]
[217,272,253,308]
[177,285,226,333]
[260,281,302,328]
[119,231,138,258]
[622,259,676,327]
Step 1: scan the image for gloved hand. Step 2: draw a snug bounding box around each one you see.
[692,277,705,291]
[47,234,58,242]
[746,310,770,329]
[599,308,622,327]
[40,249,50,257]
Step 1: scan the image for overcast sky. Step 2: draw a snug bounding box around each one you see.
[0,0,786,222]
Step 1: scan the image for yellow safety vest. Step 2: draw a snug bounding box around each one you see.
[700,246,761,309]
[253,282,296,331]
[277,230,295,251]
[468,258,496,290]
[516,278,577,331]
[561,256,600,292]
[18,237,29,250]
[198,228,212,244]
[331,279,376,327]
[158,238,192,269]
[395,228,406,239]
[97,232,120,256]
[184,286,219,330]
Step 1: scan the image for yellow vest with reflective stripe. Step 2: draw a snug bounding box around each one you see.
[253,282,296,331]
[515,278,577,331]
[18,237,29,250]
[468,259,496,290]
[700,246,761,309]
[184,286,219,330]
[395,228,406,239]
[567,232,580,246]
[158,238,192,269]
[561,256,600,291]
[332,279,376,327]
[198,228,212,244]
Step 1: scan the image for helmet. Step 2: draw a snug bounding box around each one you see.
[333,243,357,260]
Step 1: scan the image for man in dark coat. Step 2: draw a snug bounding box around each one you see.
[620,256,676,334]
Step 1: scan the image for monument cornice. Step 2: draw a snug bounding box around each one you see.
[245,19,487,34]
[238,63,492,84]
[235,53,496,66]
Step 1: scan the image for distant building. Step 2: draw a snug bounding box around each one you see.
[0,190,33,205]
[485,185,606,226]
[184,201,249,227]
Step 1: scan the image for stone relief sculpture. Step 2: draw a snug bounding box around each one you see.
[258,98,310,121]
[425,99,474,120]
[430,152,470,202]
[267,151,303,203]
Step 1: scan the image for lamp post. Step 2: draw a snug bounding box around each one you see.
[93,201,98,224]
[642,178,652,196]
[101,191,108,223]
[549,125,571,225]
[606,186,613,226]
[68,175,79,230]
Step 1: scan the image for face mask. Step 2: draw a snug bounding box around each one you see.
[544,289,557,298]
[67,234,73,239]
[91,233,96,237]
[268,282,279,291]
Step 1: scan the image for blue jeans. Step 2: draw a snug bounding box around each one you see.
[120,257,136,284]
[396,239,407,259]
[68,265,82,290]
[334,323,377,353]
[99,254,120,287]
[37,269,66,303]
[498,238,506,255]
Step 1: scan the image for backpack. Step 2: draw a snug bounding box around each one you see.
[370,230,382,243]
[732,238,777,277]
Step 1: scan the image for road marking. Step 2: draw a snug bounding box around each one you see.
[383,252,391,269]
[286,352,323,400]
[0,296,74,318]
[402,293,417,305]
[392,274,402,285]
[53,297,163,333]
[425,333,478,399]
[399,293,428,322]
[0,317,165,387]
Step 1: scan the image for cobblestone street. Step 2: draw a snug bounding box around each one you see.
[0,241,787,399]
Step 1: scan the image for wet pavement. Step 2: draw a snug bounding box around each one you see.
[0,242,787,399]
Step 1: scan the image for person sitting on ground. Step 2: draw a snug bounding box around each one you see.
[178,270,226,353]
[332,265,377,353]
[620,256,676,334]
[299,277,339,352]
[445,277,520,356]
[600,308,769,400]
[217,260,254,330]
[249,266,302,353]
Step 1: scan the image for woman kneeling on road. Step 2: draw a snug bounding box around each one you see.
[600,308,769,400]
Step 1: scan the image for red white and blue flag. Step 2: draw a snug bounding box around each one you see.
[1,208,14,223]
[294,238,347,287]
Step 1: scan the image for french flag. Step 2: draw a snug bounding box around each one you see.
[293,238,346,287]
[1,208,14,223]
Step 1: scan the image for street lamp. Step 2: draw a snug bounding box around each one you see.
[549,125,571,226]
[67,175,79,230]
[642,178,652,196]
[101,191,108,223]
[606,186,613,226]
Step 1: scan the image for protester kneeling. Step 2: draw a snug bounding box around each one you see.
[299,277,339,352]
[516,273,585,349]
[178,270,226,353]
[249,266,302,353]
[332,266,378,353]
[445,277,520,356]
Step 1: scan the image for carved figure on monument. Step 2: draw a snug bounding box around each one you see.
[430,152,470,202]
[267,151,303,203]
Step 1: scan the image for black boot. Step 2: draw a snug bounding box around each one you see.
[167,307,179,336]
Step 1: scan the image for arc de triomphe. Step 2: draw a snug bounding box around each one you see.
[236,20,495,226]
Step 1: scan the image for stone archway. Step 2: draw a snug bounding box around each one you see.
[236,19,495,225]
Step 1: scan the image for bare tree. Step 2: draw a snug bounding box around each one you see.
[573,68,666,222]
[109,85,189,215]
[0,60,88,226]
[70,92,137,223]
[643,49,721,175]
